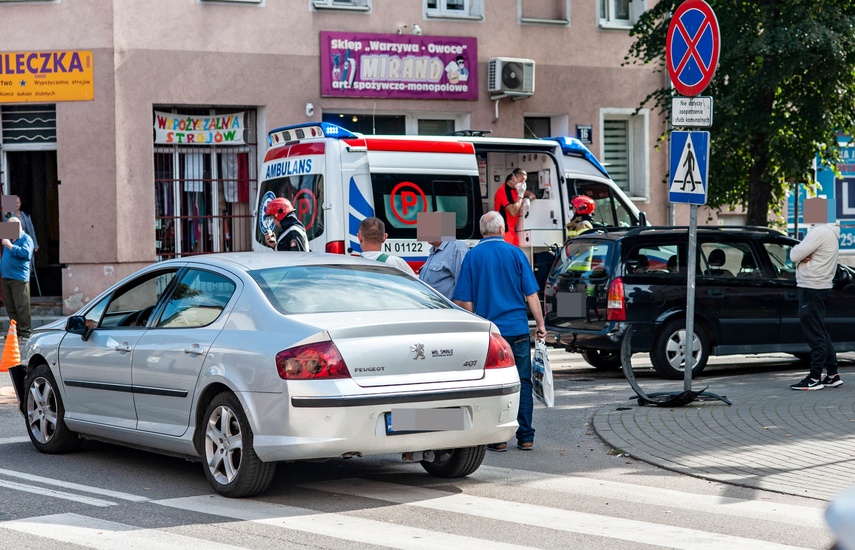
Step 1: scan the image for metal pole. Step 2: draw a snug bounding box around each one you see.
[684,204,698,391]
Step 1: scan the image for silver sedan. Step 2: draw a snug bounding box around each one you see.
[11,252,520,497]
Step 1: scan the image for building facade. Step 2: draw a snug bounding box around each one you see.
[0,0,693,312]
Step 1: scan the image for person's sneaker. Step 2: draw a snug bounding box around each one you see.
[487,443,508,452]
[822,374,844,388]
[790,376,824,391]
[517,441,533,451]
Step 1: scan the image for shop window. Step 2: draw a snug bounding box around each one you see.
[322,113,405,135]
[418,119,454,135]
[425,0,483,19]
[1,105,56,144]
[520,0,569,25]
[312,0,370,11]
[154,107,257,261]
[600,110,648,198]
[599,0,646,29]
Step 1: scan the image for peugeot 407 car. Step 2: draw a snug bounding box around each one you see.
[11,253,520,497]
[544,226,855,379]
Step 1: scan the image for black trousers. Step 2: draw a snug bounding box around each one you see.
[798,287,837,379]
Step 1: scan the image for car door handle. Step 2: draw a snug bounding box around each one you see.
[707,289,725,298]
[184,344,205,356]
[115,343,132,353]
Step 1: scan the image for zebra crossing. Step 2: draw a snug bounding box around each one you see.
[0,464,826,549]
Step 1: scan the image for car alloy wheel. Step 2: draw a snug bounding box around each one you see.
[25,364,78,453]
[650,319,710,380]
[202,392,276,497]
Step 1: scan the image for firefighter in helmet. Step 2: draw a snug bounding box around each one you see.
[565,195,596,239]
[264,197,310,251]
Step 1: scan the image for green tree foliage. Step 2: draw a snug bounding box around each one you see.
[627,0,855,225]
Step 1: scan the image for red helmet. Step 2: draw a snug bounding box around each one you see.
[265,197,295,220]
[570,195,595,215]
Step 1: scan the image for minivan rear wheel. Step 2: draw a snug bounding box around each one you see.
[581,349,622,371]
[650,319,709,380]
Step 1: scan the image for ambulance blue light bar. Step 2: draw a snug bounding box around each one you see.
[544,136,609,178]
[267,122,358,146]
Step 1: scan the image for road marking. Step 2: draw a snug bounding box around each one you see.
[300,478,812,550]
[156,495,536,550]
[0,436,30,445]
[474,465,824,524]
[0,513,243,550]
[0,479,115,507]
[0,467,150,502]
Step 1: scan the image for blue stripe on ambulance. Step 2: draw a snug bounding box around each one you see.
[348,176,374,254]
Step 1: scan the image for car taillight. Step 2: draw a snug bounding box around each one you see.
[276,341,351,380]
[606,277,626,321]
[485,333,515,369]
[325,241,346,255]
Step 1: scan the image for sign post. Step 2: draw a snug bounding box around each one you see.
[666,1,721,398]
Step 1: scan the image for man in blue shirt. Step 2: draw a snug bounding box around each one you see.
[453,210,546,451]
[419,238,469,300]
[0,217,34,340]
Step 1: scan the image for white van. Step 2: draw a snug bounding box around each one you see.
[254,122,646,273]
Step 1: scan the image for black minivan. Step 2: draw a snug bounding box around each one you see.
[543,226,855,379]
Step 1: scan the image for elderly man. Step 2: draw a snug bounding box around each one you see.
[0,216,35,340]
[452,211,546,451]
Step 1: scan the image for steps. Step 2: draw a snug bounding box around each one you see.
[0,297,64,334]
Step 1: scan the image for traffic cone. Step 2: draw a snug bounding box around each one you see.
[0,320,21,373]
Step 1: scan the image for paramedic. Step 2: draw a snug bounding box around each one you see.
[494,168,536,247]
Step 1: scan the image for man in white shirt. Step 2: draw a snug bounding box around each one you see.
[357,217,416,276]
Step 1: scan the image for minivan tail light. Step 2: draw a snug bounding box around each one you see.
[276,341,351,380]
[485,333,515,369]
[607,277,626,321]
[326,241,346,255]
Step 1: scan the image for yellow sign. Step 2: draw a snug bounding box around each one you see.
[0,50,94,103]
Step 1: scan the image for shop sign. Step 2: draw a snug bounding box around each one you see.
[154,111,246,145]
[320,31,477,100]
[0,50,94,103]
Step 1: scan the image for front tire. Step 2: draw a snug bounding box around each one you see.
[203,392,276,498]
[25,364,78,453]
[649,319,709,380]
[420,445,486,478]
[581,349,622,371]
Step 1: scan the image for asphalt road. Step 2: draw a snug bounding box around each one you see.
[0,351,837,549]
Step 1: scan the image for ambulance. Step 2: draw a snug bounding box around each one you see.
[253,122,646,275]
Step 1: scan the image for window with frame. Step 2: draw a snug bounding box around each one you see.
[426,0,483,19]
[312,0,370,11]
[601,110,648,198]
[154,107,258,261]
[524,117,551,140]
[599,0,645,28]
[520,0,569,24]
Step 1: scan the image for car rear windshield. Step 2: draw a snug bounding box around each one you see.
[551,239,611,278]
[250,264,452,314]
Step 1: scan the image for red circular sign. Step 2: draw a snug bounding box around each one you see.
[665,0,720,97]
[293,189,317,230]
[389,182,427,225]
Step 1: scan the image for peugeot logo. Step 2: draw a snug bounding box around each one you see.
[410,343,425,360]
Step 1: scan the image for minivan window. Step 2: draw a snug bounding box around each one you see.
[572,180,634,227]
[625,244,680,274]
[370,173,482,240]
[553,240,611,277]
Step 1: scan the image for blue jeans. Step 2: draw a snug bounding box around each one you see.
[507,333,534,444]
[798,287,837,379]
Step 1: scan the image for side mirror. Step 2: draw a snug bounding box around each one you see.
[65,315,94,341]
[638,211,648,226]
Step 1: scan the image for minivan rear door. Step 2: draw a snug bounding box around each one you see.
[545,238,612,330]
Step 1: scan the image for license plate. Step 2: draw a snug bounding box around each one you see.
[385,408,465,435]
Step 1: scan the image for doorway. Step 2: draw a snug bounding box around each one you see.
[4,150,60,296]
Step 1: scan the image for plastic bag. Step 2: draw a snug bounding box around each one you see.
[532,340,554,408]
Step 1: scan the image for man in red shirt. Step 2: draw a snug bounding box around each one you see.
[494,168,536,246]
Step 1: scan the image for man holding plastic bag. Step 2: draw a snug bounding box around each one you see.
[454,211,547,451]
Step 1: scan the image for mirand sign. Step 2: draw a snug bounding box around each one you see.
[320,31,477,100]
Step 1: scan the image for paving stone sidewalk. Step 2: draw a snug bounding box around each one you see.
[593,365,855,501]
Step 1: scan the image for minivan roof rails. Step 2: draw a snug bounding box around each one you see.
[620,225,785,237]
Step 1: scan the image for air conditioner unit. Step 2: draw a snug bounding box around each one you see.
[488,57,535,97]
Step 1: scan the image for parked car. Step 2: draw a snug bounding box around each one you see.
[12,252,520,497]
[543,226,855,379]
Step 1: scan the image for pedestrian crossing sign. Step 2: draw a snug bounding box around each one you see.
[669,131,709,205]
